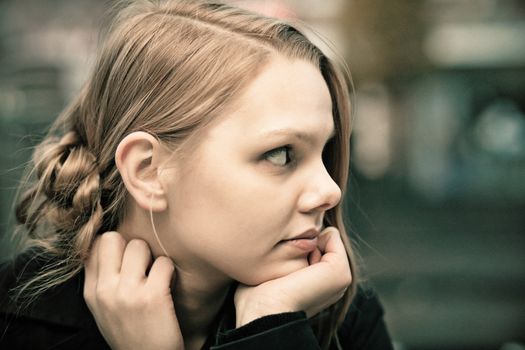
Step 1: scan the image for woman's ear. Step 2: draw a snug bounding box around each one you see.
[115,131,169,212]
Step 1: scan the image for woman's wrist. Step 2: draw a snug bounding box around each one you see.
[236,309,269,328]
[235,298,297,327]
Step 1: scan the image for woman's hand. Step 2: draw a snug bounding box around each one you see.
[234,227,352,327]
[83,231,183,350]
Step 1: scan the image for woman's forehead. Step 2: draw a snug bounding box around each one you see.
[208,57,334,138]
[240,57,332,113]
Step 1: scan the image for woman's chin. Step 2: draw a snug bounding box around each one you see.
[238,257,310,286]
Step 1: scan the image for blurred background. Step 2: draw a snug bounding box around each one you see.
[0,0,524,349]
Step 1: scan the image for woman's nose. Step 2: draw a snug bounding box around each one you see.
[298,163,342,213]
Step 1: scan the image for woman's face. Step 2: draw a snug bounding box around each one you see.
[160,57,341,286]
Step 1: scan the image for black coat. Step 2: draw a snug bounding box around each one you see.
[0,252,394,350]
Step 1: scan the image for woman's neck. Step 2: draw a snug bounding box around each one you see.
[171,265,232,346]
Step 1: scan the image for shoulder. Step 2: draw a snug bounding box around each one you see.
[336,286,394,350]
[0,250,109,349]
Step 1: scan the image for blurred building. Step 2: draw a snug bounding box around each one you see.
[343,1,525,349]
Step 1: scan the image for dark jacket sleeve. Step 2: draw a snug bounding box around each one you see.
[212,311,320,349]
[212,287,393,350]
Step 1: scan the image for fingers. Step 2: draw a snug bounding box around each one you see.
[317,226,344,253]
[308,247,322,265]
[82,233,182,350]
[319,227,353,289]
[146,256,175,293]
[120,239,153,286]
[317,227,347,264]
[314,226,352,288]
[97,231,127,282]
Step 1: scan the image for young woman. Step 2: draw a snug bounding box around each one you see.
[0,1,393,349]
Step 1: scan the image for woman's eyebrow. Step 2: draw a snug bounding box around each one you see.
[257,127,335,144]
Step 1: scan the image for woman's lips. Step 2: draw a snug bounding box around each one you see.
[280,237,318,252]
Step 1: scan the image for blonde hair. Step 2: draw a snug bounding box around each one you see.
[14,0,356,348]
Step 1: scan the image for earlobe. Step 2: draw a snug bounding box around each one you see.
[115,132,168,212]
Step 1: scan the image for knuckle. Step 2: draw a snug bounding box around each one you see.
[325,226,339,237]
[126,238,151,255]
[95,285,115,307]
[341,275,352,289]
[335,271,352,291]
[156,255,170,263]
[156,256,174,269]
[83,288,94,304]
[100,231,125,246]
[127,239,149,252]
[343,271,353,285]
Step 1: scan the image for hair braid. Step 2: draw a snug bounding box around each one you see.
[14,130,103,299]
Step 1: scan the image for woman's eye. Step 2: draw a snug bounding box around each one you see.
[264,146,294,167]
